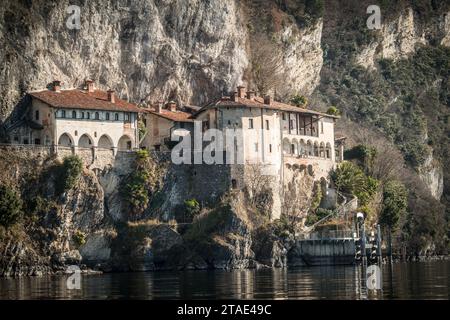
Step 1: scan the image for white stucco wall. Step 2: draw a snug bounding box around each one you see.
[29,98,139,150]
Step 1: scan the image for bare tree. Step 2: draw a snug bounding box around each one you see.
[244,164,275,216]
[282,169,316,232]
[249,35,284,96]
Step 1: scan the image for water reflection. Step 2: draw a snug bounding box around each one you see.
[0,261,448,299]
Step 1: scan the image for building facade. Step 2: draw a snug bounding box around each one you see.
[8,80,141,154]
[190,86,340,219]
[140,101,195,151]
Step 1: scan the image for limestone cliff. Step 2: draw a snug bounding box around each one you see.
[0,0,324,122]
[354,7,450,69]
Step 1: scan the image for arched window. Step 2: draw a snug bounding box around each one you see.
[58,133,73,147]
[81,112,85,119]
[320,142,325,158]
[106,113,110,120]
[95,112,99,120]
[61,110,66,118]
[78,134,93,148]
[118,135,133,151]
[326,143,332,159]
[307,140,313,156]
[86,112,90,119]
[115,113,119,121]
[98,135,114,149]
[283,138,291,155]
[72,111,76,119]
[314,142,319,157]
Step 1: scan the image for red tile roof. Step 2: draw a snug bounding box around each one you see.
[29,89,142,113]
[144,109,194,122]
[196,96,339,119]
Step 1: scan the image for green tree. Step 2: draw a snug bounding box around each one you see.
[326,106,341,116]
[379,180,408,258]
[380,180,407,229]
[123,150,154,217]
[290,94,308,108]
[331,161,379,206]
[344,144,377,174]
[0,185,23,227]
[57,155,83,194]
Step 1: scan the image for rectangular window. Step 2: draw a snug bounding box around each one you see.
[35,110,39,121]
[266,119,269,130]
[321,121,324,134]
[269,144,272,153]
[282,113,285,120]
[248,118,254,129]
[290,120,294,130]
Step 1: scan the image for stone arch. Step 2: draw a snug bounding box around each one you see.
[291,138,298,155]
[320,142,325,158]
[306,140,313,156]
[299,139,306,156]
[314,141,319,157]
[78,133,94,148]
[98,134,114,149]
[118,135,133,151]
[58,133,74,147]
[282,138,291,155]
[326,142,332,159]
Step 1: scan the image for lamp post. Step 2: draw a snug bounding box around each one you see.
[356,212,366,265]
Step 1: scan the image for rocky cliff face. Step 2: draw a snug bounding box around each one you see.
[353,7,447,69]
[0,0,325,121]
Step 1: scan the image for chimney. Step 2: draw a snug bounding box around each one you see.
[237,86,246,98]
[107,89,115,103]
[156,101,164,113]
[85,79,94,93]
[264,95,272,105]
[52,80,61,92]
[246,91,256,100]
[231,91,238,102]
[168,101,177,112]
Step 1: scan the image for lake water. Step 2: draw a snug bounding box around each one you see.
[0,261,448,299]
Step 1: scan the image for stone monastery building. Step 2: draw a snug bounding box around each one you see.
[9,80,140,154]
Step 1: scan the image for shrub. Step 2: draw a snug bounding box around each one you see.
[123,149,158,217]
[326,106,341,116]
[0,185,23,228]
[344,144,377,171]
[305,208,334,226]
[72,230,86,247]
[331,161,379,206]
[310,181,322,211]
[138,120,148,143]
[290,94,308,108]
[56,155,83,194]
[183,204,232,245]
[184,198,200,219]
